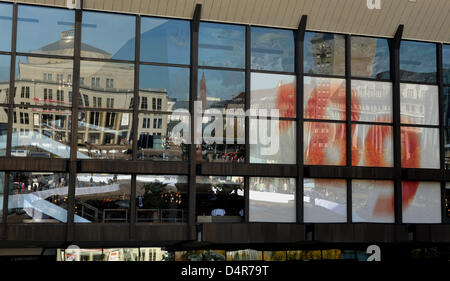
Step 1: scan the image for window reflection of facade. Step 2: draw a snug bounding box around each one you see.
[0,1,449,260]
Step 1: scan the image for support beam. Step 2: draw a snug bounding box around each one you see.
[188,3,201,235]
[130,14,141,240]
[345,34,352,223]
[67,2,83,242]
[296,14,307,223]
[244,25,250,222]
[392,24,403,224]
[3,3,18,240]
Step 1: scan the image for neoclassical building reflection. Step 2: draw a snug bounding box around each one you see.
[10,30,173,160]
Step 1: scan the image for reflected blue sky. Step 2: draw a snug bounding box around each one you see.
[140,17,190,64]
[0,3,12,52]
[400,41,436,83]
[0,55,10,82]
[199,22,245,68]
[443,45,450,84]
[17,5,74,54]
[251,27,294,72]
[139,65,189,103]
[83,11,135,60]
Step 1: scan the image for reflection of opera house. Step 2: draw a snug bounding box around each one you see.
[11,30,169,159]
[0,0,449,263]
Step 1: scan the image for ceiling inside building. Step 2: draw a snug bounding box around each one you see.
[5,0,450,43]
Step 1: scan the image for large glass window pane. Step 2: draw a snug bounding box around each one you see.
[444,45,450,84]
[198,69,244,110]
[401,126,439,169]
[77,110,133,160]
[304,32,345,76]
[138,112,188,161]
[400,41,437,83]
[352,180,394,223]
[249,177,296,222]
[197,114,245,163]
[17,5,75,55]
[80,61,134,110]
[75,174,131,223]
[136,175,188,223]
[12,108,71,158]
[400,84,438,126]
[0,3,12,52]
[139,65,189,111]
[251,73,296,118]
[250,118,295,164]
[304,122,346,166]
[0,55,10,104]
[15,56,73,107]
[304,77,346,120]
[140,17,190,64]
[198,22,245,68]
[351,80,392,122]
[8,172,69,223]
[251,27,294,72]
[0,107,6,156]
[402,181,441,223]
[82,11,135,60]
[352,124,393,167]
[351,36,390,79]
[304,178,347,223]
[196,176,244,222]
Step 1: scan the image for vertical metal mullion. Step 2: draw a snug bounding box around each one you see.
[67,3,83,242]
[437,43,446,223]
[345,34,352,223]
[392,25,403,224]
[296,15,307,224]
[6,3,16,158]
[3,3,17,238]
[2,172,10,239]
[188,4,201,233]
[130,15,141,240]
[244,25,250,223]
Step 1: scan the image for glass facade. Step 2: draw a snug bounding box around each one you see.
[0,2,446,235]
[304,178,347,223]
[400,41,436,83]
[196,176,244,222]
[251,27,295,72]
[140,17,190,64]
[352,180,394,223]
[199,22,245,68]
[82,11,135,60]
[8,172,69,223]
[249,177,296,222]
[75,173,131,223]
[77,110,132,160]
[304,32,345,76]
[136,175,188,223]
[351,36,390,79]
[402,181,441,223]
[17,5,75,55]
